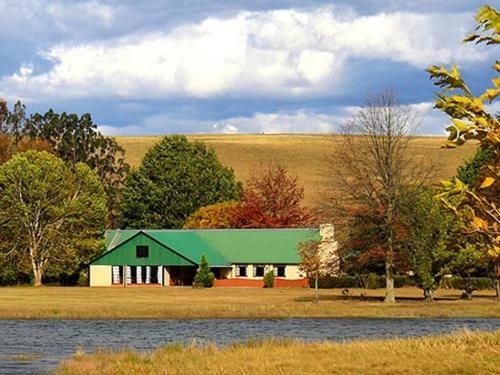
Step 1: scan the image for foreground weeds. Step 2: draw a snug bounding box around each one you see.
[56,330,500,375]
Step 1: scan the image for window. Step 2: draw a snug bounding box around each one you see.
[254,265,265,277]
[130,266,137,284]
[275,265,286,277]
[136,245,149,258]
[235,265,247,277]
[150,266,159,284]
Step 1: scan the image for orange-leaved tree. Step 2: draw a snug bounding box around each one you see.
[183,201,239,229]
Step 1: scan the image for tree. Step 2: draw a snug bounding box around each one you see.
[298,240,321,302]
[263,270,275,288]
[457,146,496,186]
[0,134,53,165]
[0,151,107,286]
[400,189,456,301]
[340,207,404,277]
[183,201,239,229]
[232,165,312,228]
[0,98,7,129]
[0,101,129,227]
[448,242,489,300]
[325,90,427,303]
[184,165,312,229]
[298,240,321,303]
[194,255,215,288]
[24,110,129,227]
[0,133,13,164]
[427,5,499,298]
[120,135,240,229]
[0,100,26,142]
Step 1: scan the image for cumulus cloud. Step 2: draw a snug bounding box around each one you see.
[1,7,487,101]
[98,102,452,136]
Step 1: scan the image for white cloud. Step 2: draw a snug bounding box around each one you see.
[98,102,452,136]
[1,7,487,101]
[46,1,114,30]
[0,1,115,39]
[213,110,342,134]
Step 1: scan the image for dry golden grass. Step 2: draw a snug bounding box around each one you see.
[0,287,498,319]
[56,329,500,375]
[115,134,478,207]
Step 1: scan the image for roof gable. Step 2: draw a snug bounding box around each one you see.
[93,231,196,266]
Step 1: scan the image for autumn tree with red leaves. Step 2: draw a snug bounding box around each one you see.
[183,165,312,229]
[232,165,312,228]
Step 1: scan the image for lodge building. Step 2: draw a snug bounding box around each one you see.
[89,225,337,287]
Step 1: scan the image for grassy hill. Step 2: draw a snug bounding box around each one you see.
[116,134,478,208]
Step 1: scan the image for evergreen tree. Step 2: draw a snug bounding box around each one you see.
[194,255,215,288]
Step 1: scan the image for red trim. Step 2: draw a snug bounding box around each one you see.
[213,278,308,288]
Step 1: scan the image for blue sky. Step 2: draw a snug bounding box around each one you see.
[0,0,496,135]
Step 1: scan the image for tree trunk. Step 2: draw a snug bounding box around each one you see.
[384,206,396,304]
[384,260,395,303]
[423,288,433,302]
[495,262,500,300]
[30,248,44,287]
[33,267,43,287]
[314,273,319,304]
[384,229,396,304]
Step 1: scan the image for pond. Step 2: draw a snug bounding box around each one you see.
[0,318,499,374]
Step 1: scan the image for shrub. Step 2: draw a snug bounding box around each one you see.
[263,271,275,288]
[194,255,215,288]
[361,273,381,289]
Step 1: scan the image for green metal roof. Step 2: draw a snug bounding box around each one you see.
[193,229,319,264]
[95,228,319,266]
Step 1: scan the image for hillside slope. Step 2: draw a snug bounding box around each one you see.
[116,134,477,208]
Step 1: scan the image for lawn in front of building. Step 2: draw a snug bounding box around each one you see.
[0,286,498,319]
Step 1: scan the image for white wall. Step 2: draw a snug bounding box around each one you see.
[89,265,112,286]
[228,264,303,279]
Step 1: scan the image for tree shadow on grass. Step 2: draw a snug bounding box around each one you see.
[294,291,497,303]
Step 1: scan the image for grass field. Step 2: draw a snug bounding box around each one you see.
[0,287,498,320]
[115,134,478,208]
[56,330,500,375]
